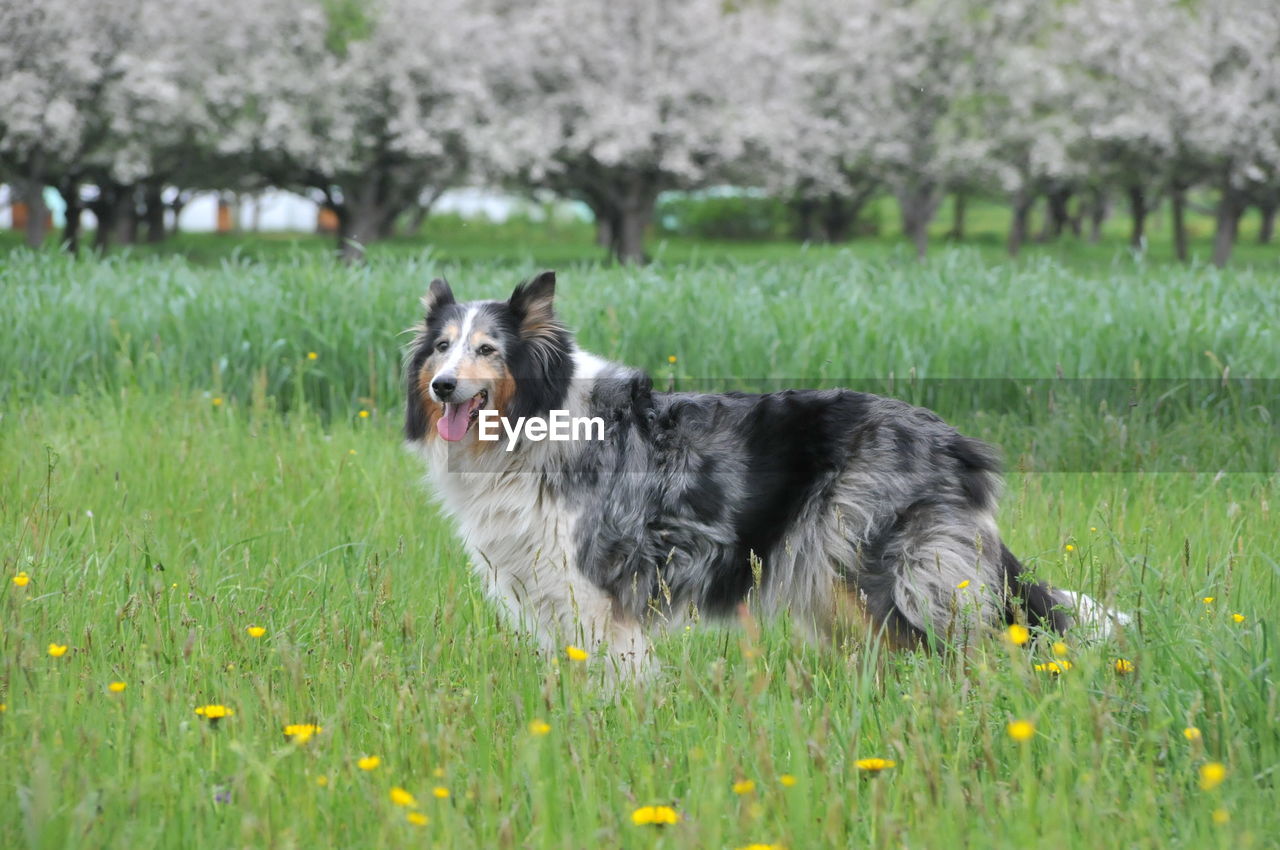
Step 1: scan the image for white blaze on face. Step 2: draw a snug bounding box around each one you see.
[435,306,479,385]
[435,306,487,442]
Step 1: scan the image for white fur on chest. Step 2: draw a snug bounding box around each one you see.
[418,350,623,648]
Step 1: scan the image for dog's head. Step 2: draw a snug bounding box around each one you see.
[404,271,574,445]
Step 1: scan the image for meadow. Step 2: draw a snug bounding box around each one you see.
[1,236,1277,848]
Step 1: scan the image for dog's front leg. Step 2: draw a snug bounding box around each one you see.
[476,550,656,684]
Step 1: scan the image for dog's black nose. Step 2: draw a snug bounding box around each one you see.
[431,377,456,399]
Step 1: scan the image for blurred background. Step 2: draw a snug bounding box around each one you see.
[1,0,1277,268]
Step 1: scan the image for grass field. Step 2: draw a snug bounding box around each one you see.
[1,243,1277,848]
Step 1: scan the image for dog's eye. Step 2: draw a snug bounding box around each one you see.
[477,344,497,357]
[434,340,449,353]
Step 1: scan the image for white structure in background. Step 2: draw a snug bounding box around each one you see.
[0,186,576,232]
[179,190,319,231]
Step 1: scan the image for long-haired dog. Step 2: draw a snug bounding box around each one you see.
[404,271,1127,677]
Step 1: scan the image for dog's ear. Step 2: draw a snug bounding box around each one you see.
[508,271,557,337]
[421,278,455,316]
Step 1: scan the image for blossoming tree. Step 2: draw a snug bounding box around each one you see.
[481,0,777,262]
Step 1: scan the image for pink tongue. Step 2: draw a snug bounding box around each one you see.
[438,398,478,442]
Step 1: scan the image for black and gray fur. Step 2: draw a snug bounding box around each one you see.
[405,272,1125,674]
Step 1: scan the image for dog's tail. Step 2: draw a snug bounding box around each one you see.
[1001,543,1131,640]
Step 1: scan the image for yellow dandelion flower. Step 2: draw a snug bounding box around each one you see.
[432,786,449,799]
[246,626,266,638]
[316,775,329,787]
[631,805,680,826]
[12,571,30,587]
[732,779,756,795]
[348,449,357,455]
[1007,720,1036,742]
[47,643,68,658]
[358,410,370,419]
[1065,544,1075,552]
[1052,641,1069,658]
[407,811,429,826]
[1090,526,1098,532]
[284,723,322,744]
[854,758,897,772]
[1033,661,1072,675]
[1202,596,1215,604]
[108,681,127,693]
[432,767,445,778]
[1114,658,1135,675]
[529,719,551,736]
[194,704,233,723]
[1212,808,1229,825]
[956,579,970,589]
[358,755,381,771]
[0,703,6,713]
[1183,726,1202,741]
[390,787,418,808]
[1006,624,1030,646]
[565,645,589,662]
[1232,613,1245,624]
[307,352,318,360]
[778,773,797,787]
[668,355,677,364]
[212,396,223,407]
[1199,762,1227,791]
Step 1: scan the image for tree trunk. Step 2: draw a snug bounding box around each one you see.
[341,197,381,263]
[791,197,819,241]
[117,207,138,244]
[1007,191,1034,257]
[334,173,413,261]
[169,190,191,235]
[114,186,139,245]
[614,209,648,263]
[1170,185,1188,263]
[89,183,126,252]
[1259,199,1277,245]
[612,181,657,264]
[377,206,400,240]
[1127,185,1147,249]
[1088,188,1108,243]
[1040,186,1071,241]
[895,183,940,260]
[143,184,166,243]
[1067,203,1084,237]
[586,192,620,252]
[948,192,966,240]
[17,177,49,248]
[92,202,115,251]
[594,212,614,249]
[1212,184,1244,269]
[820,194,857,242]
[56,179,83,255]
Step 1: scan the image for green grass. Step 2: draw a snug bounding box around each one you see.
[2,247,1277,848]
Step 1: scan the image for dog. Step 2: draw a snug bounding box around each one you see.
[404,271,1127,677]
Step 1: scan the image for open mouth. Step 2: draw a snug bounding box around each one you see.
[438,389,488,442]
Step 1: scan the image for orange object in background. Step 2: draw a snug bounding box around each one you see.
[11,201,53,231]
[216,200,234,233]
[317,206,339,234]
